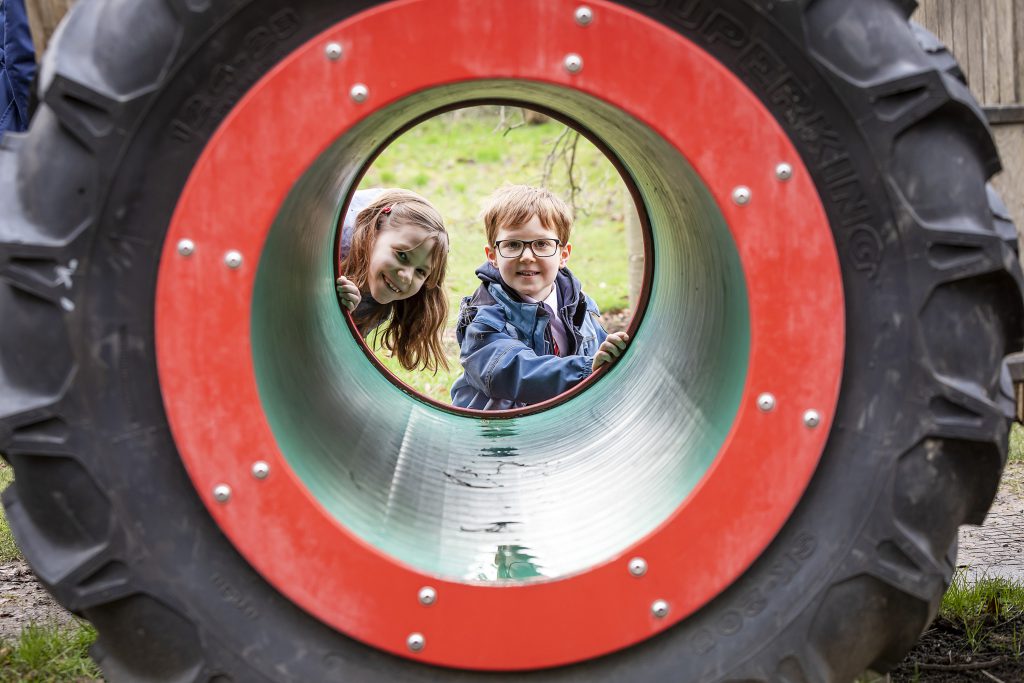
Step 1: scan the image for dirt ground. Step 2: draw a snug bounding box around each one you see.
[958,462,1024,584]
[888,461,1024,682]
[888,616,1024,683]
[0,560,74,640]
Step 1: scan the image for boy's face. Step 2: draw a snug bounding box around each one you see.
[485,214,571,301]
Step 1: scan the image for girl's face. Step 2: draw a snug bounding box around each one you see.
[366,222,438,304]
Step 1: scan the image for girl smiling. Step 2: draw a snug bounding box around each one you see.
[336,189,450,372]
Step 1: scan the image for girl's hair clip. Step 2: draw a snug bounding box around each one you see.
[381,206,392,215]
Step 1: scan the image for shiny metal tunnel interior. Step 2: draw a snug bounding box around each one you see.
[252,81,750,581]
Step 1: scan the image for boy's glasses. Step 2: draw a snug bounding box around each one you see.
[494,239,562,258]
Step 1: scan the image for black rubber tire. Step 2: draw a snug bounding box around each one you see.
[1,1,1021,681]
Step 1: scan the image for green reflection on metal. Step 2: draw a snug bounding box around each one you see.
[496,545,542,580]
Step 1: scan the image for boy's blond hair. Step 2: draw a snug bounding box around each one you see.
[482,185,574,246]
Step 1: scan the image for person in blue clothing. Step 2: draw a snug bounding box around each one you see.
[1,0,36,136]
[450,185,629,410]
[335,188,451,372]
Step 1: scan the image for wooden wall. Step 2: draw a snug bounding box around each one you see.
[917,0,1024,226]
[916,0,1023,111]
[24,0,77,61]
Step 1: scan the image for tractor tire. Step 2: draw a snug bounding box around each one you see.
[1,1,1021,681]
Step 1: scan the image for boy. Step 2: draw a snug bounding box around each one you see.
[450,185,629,410]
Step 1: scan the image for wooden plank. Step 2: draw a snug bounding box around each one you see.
[940,0,956,49]
[921,0,952,45]
[994,0,1016,104]
[952,0,970,85]
[982,0,1001,104]
[965,0,986,100]
[1018,0,1024,103]
[916,0,932,33]
[23,0,77,60]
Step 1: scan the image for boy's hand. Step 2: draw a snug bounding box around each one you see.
[336,276,361,312]
[591,332,630,371]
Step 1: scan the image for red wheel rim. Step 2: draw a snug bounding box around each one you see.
[156,0,844,670]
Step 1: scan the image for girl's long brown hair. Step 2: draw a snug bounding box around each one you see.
[342,189,450,373]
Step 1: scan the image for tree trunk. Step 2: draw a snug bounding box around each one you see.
[624,190,644,312]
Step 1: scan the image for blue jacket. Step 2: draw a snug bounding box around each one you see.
[450,263,608,410]
[1,0,36,136]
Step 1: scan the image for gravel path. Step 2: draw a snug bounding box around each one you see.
[0,560,75,640]
[957,461,1024,582]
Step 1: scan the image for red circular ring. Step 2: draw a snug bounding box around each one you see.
[156,0,844,670]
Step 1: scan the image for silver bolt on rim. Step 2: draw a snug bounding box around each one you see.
[651,599,669,618]
[574,6,593,26]
[325,42,343,60]
[350,84,369,103]
[418,586,437,605]
[213,484,231,503]
[803,409,821,428]
[775,162,793,181]
[177,239,195,256]
[564,54,583,74]
[732,186,751,205]
[251,461,270,479]
[407,633,425,652]
[628,557,648,577]
[224,251,243,269]
[757,392,776,412]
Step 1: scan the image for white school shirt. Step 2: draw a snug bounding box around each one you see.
[523,286,569,357]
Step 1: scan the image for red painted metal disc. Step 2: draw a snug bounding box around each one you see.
[156,0,844,670]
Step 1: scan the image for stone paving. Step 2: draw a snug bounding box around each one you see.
[957,461,1024,582]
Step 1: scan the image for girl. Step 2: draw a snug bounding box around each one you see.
[335,188,450,372]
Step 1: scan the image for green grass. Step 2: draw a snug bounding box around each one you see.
[1010,422,1024,463]
[0,463,18,563]
[357,107,633,398]
[941,572,1024,653]
[856,573,1024,681]
[0,621,101,682]
[0,465,99,681]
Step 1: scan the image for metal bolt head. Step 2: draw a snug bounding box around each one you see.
[325,42,343,60]
[418,586,437,605]
[775,163,793,181]
[213,484,231,503]
[732,186,752,206]
[757,392,776,412]
[177,239,195,257]
[574,6,593,25]
[651,599,670,618]
[350,84,369,103]
[251,461,270,480]
[224,251,243,269]
[564,53,583,74]
[628,557,647,577]
[803,409,821,428]
[407,633,425,652]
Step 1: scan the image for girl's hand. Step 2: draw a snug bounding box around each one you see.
[591,332,630,371]
[336,276,361,312]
